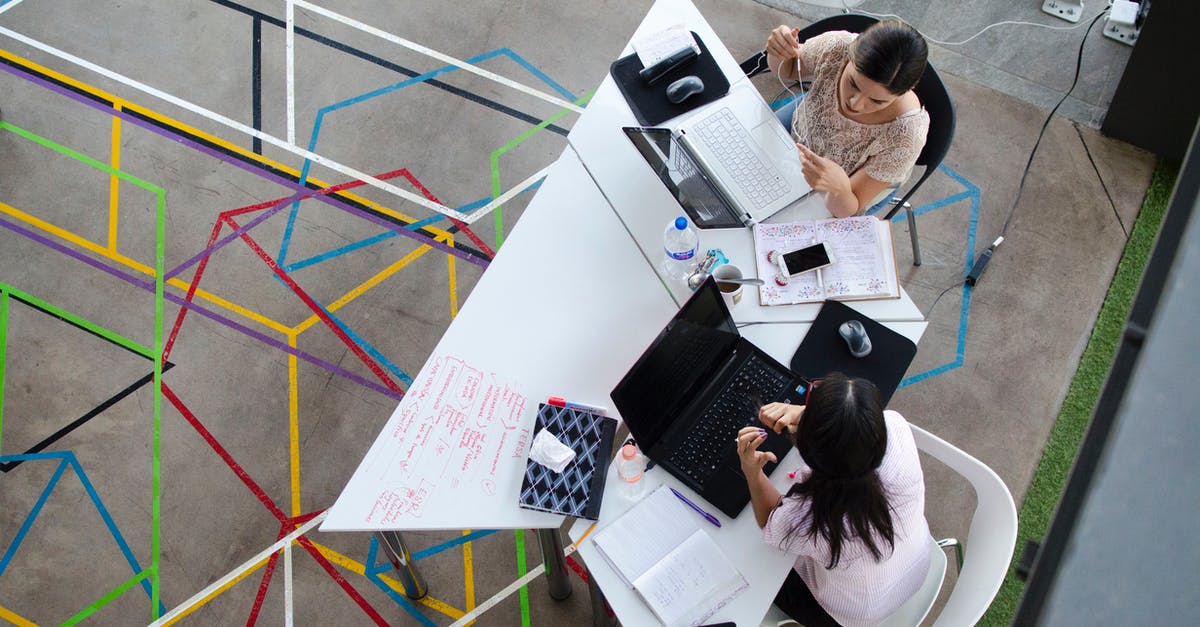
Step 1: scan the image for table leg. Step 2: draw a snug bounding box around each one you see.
[587,570,618,627]
[536,528,572,600]
[375,531,427,599]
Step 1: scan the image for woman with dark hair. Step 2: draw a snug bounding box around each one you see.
[736,373,930,626]
[764,19,930,217]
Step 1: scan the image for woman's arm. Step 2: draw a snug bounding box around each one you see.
[736,426,783,528]
[797,144,893,217]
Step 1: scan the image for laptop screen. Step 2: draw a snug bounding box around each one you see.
[623,127,745,229]
[610,278,740,449]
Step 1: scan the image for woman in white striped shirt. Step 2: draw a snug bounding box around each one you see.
[736,373,930,627]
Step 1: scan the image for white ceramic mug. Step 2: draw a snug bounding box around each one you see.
[712,264,744,308]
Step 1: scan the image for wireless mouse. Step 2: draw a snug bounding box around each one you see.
[665,75,705,104]
[838,320,872,358]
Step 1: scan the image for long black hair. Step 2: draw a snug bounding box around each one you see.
[852,19,928,96]
[782,372,894,568]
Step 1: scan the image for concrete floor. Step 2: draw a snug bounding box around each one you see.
[0,0,1156,625]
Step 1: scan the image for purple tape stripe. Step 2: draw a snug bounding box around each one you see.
[0,213,404,400]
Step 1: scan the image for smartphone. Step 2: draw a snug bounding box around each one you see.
[779,242,834,276]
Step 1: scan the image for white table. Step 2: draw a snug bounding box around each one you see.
[567,0,924,324]
[325,1,928,622]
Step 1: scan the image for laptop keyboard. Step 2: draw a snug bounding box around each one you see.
[692,108,790,209]
[668,357,793,486]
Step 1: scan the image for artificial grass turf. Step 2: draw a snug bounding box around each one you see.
[978,157,1180,626]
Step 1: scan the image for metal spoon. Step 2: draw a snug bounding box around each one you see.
[714,277,765,287]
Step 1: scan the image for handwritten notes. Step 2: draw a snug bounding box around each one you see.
[753,217,900,305]
[359,354,530,525]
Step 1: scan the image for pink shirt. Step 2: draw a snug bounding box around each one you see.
[762,411,930,627]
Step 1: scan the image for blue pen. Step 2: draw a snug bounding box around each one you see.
[670,487,721,528]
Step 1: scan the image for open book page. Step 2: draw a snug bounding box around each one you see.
[592,486,703,587]
[754,218,899,305]
[633,529,750,627]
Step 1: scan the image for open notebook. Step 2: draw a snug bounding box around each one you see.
[592,486,748,626]
[753,216,900,305]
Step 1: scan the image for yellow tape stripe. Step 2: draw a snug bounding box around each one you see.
[0,49,456,242]
[288,332,301,518]
[290,239,439,334]
[0,604,38,627]
[305,542,465,619]
[462,529,476,626]
[0,200,291,335]
[447,235,459,320]
[159,555,272,627]
[108,108,121,251]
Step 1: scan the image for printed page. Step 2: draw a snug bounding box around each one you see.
[754,221,825,305]
[591,485,702,587]
[633,529,749,627]
[814,217,895,299]
[632,25,700,67]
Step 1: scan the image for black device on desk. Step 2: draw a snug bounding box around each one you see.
[611,277,803,518]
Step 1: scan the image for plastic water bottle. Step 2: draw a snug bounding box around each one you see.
[615,444,648,502]
[662,216,700,279]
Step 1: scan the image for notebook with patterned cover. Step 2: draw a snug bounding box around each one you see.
[518,403,617,520]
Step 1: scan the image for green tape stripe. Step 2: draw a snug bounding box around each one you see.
[514,529,530,627]
[63,568,153,626]
[488,91,596,250]
[0,282,154,359]
[151,185,165,619]
[0,122,163,196]
[0,288,7,455]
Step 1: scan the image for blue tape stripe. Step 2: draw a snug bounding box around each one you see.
[283,231,399,273]
[413,529,497,561]
[365,569,438,627]
[68,454,166,612]
[498,49,577,101]
[277,47,553,265]
[365,534,392,576]
[896,164,980,388]
[321,304,412,385]
[0,457,68,576]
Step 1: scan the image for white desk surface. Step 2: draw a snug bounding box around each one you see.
[566,0,924,324]
[323,150,678,531]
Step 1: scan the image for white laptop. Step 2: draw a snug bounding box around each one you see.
[624,82,812,229]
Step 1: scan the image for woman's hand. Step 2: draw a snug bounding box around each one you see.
[797,143,859,217]
[759,402,804,434]
[736,426,777,474]
[766,25,800,61]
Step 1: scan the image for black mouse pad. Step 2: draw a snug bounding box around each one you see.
[610,32,731,126]
[789,300,917,406]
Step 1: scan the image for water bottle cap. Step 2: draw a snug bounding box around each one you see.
[621,444,638,459]
[674,216,687,230]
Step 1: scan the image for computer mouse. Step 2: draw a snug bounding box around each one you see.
[838,320,872,358]
[666,75,705,104]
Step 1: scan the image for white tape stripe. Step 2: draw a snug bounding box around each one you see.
[284,542,294,627]
[149,512,327,626]
[0,25,560,223]
[448,567,543,627]
[462,164,553,223]
[286,0,296,145]
[0,0,28,16]
[292,0,584,114]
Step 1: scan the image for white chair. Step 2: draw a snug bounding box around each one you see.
[758,424,1016,627]
[911,424,1018,627]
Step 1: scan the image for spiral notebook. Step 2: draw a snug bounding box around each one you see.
[517,403,616,520]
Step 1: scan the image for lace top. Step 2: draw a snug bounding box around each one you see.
[790,31,929,184]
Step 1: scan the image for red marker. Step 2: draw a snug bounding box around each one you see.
[547,396,608,415]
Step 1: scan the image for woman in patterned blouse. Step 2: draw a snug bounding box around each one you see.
[765,20,930,218]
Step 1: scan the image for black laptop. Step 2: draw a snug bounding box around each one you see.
[611,277,805,518]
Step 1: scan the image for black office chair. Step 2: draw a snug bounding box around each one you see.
[740,14,956,266]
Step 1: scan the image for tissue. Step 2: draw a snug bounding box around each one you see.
[529,429,576,473]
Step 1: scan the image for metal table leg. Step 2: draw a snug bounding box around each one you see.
[375,530,427,599]
[536,528,572,600]
[587,570,618,627]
